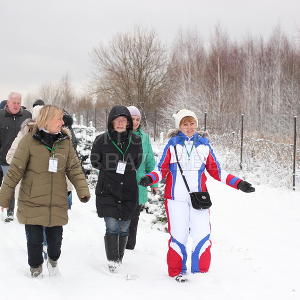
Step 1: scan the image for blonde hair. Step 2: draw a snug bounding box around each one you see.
[36,105,63,130]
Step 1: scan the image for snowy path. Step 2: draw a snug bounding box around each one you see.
[1,180,299,300]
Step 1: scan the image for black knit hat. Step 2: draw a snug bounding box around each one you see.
[0,100,7,109]
[33,99,45,107]
[63,111,73,127]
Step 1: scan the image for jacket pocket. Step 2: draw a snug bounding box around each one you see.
[30,183,49,198]
[95,177,104,196]
[20,182,32,196]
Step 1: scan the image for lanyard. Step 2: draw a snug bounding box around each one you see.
[45,145,56,156]
[108,133,132,161]
[184,142,194,159]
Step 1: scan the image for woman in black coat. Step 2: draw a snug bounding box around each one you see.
[91,105,142,272]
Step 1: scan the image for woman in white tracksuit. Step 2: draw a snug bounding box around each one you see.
[139,109,255,282]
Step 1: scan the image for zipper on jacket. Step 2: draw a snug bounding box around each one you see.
[48,171,53,226]
[13,116,17,136]
[48,143,56,226]
[47,138,65,226]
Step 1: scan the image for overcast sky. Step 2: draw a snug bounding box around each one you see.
[0,0,299,100]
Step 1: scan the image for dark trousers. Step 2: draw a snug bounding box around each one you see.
[25,225,63,268]
[126,205,141,249]
[0,167,3,186]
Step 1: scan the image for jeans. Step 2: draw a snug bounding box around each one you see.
[25,225,63,268]
[104,217,131,237]
[1,165,15,214]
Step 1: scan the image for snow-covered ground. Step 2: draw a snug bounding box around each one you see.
[1,178,299,300]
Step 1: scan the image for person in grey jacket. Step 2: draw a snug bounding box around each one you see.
[0,92,31,221]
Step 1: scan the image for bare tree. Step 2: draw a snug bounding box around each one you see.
[27,74,76,112]
[90,27,171,135]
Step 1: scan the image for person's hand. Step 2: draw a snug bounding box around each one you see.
[80,196,90,203]
[237,180,255,193]
[139,176,153,187]
[151,187,158,195]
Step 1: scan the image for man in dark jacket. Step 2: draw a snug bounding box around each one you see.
[0,92,32,221]
[90,105,142,273]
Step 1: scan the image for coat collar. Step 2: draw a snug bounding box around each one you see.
[174,131,209,146]
[33,127,69,148]
[4,107,24,117]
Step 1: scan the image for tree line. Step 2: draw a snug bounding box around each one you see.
[26,26,300,142]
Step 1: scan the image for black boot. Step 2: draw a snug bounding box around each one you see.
[126,206,140,249]
[119,235,128,263]
[104,234,119,272]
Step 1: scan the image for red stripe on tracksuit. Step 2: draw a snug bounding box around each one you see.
[164,199,171,234]
[199,245,211,273]
[206,152,221,181]
[226,174,235,185]
[200,172,207,192]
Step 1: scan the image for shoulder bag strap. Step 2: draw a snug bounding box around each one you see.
[174,145,191,193]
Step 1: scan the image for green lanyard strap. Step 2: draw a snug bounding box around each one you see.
[44,145,56,157]
[45,145,56,153]
[184,142,194,158]
[108,133,132,161]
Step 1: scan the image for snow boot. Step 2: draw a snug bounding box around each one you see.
[30,265,43,278]
[4,210,14,222]
[175,273,188,283]
[47,258,58,276]
[104,234,120,272]
[119,235,128,263]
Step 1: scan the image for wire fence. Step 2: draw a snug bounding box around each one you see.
[207,115,299,190]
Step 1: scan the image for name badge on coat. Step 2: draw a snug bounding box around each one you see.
[48,157,58,173]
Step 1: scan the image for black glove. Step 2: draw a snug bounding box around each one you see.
[80,196,90,203]
[237,180,255,193]
[84,168,91,176]
[139,176,153,187]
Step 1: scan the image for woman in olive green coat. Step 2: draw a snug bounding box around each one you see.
[126,106,158,250]
[0,105,90,277]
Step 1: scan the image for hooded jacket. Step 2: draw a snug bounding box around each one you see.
[0,126,90,226]
[91,106,142,220]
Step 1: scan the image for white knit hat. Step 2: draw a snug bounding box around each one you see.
[32,105,43,121]
[127,106,141,117]
[173,109,198,129]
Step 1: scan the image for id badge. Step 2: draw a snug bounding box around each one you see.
[48,157,58,173]
[116,160,126,174]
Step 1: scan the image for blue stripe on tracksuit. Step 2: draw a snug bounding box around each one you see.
[171,237,188,274]
[148,173,157,182]
[191,234,210,273]
[169,163,177,199]
[229,177,239,186]
[158,140,173,171]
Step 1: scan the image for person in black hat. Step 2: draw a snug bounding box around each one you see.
[0,100,7,110]
[33,99,45,107]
